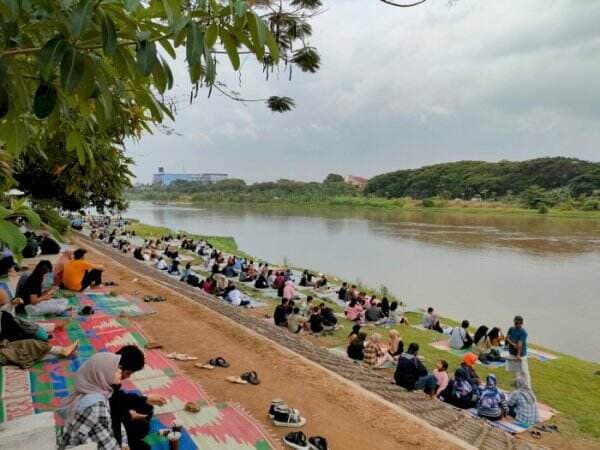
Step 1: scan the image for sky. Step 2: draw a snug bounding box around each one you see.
[128,0,600,184]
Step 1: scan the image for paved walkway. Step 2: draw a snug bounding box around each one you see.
[80,234,529,450]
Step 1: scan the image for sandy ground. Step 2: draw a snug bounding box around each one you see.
[75,237,465,450]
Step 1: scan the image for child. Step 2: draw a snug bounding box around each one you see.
[416,359,449,399]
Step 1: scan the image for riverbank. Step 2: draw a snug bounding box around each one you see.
[127,195,600,219]
[119,219,600,446]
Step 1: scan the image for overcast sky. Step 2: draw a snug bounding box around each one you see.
[128,0,600,183]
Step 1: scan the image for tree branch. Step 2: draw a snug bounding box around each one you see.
[379,0,427,7]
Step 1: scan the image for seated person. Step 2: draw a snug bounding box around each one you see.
[133,247,145,261]
[487,327,504,347]
[449,320,473,350]
[211,262,221,274]
[180,263,201,287]
[155,257,168,271]
[254,273,269,289]
[283,280,297,301]
[477,374,508,421]
[363,333,394,368]
[16,260,69,315]
[267,270,276,287]
[337,282,348,301]
[299,296,314,317]
[347,324,361,346]
[365,302,383,322]
[63,249,104,291]
[39,233,61,255]
[287,307,307,333]
[274,298,291,327]
[473,325,490,353]
[226,285,251,307]
[347,331,367,360]
[309,306,327,333]
[344,299,363,322]
[22,233,40,258]
[507,378,540,425]
[168,258,181,275]
[320,303,337,328]
[222,264,238,278]
[299,270,313,287]
[415,360,449,399]
[238,268,254,283]
[422,307,443,332]
[456,352,480,390]
[380,297,390,317]
[389,301,409,325]
[314,274,328,289]
[202,276,215,294]
[387,329,404,359]
[111,346,167,450]
[0,250,18,277]
[272,272,285,290]
[394,343,428,390]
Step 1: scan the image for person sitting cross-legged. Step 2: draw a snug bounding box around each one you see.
[394,343,428,391]
[62,249,105,291]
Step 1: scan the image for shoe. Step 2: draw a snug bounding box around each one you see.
[272,406,306,428]
[268,398,286,419]
[308,436,328,450]
[283,431,309,449]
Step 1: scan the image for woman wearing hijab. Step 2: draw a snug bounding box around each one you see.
[477,374,508,421]
[507,378,540,425]
[58,353,122,449]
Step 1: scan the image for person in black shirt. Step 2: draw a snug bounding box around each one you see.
[309,306,324,333]
[39,234,61,255]
[337,282,348,302]
[111,346,166,450]
[394,343,428,391]
[273,298,291,327]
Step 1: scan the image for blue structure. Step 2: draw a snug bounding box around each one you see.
[152,167,228,186]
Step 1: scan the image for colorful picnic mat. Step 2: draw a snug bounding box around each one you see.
[0,292,277,449]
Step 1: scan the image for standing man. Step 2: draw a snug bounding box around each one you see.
[506,315,531,387]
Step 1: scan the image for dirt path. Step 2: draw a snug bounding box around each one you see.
[74,236,468,450]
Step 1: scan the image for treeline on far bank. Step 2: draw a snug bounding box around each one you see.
[129,157,600,212]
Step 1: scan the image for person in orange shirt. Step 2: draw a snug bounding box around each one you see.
[62,249,105,291]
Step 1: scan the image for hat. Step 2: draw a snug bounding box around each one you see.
[463,352,477,367]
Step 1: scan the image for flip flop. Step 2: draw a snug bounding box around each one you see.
[240,371,260,385]
[530,430,542,439]
[184,402,201,413]
[209,357,229,368]
[166,353,198,361]
[226,376,248,384]
[144,342,163,350]
[194,363,215,370]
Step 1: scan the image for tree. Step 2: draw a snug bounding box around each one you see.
[324,173,344,184]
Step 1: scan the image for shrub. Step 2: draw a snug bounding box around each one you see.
[37,208,69,235]
[422,198,435,208]
[537,203,549,214]
[582,199,600,211]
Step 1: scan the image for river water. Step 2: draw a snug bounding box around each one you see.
[126,201,600,362]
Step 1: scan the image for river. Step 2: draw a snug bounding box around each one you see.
[126,201,600,362]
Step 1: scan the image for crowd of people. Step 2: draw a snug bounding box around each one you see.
[86,219,540,429]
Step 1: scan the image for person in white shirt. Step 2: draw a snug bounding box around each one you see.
[449,320,473,349]
[226,286,250,307]
[155,257,168,271]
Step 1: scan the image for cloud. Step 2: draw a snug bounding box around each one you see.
[128,0,600,183]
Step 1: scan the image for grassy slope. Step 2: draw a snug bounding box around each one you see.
[127,219,600,440]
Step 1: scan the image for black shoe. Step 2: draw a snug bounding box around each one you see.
[268,398,285,419]
[272,406,306,427]
[308,436,328,450]
[283,431,308,449]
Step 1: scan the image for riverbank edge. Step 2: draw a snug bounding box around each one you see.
[126,197,600,220]
[117,218,600,441]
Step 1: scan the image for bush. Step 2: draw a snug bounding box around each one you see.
[37,208,69,235]
[537,203,549,214]
[582,199,600,211]
[422,198,435,208]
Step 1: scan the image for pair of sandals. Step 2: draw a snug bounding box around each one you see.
[143,295,166,302]
[195,356,230,369]
[227,371,260,385]
[530,424,559,439]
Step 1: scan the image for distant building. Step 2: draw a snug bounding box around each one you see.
[152,167,228,186]
[346,175,369,189]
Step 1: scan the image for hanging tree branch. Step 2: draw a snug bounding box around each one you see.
[379,0,427,7]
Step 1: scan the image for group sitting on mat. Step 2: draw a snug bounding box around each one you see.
[342,285,410,326]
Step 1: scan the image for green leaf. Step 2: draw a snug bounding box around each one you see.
[161,0,180,27]
[264,25,280,62]
[152,58,166,94]
[204,47,215,85]
[33,83,57,119]
[0,220,27,258]
[137,89,162,121]
[4,121,27,155]
[158,38,176,59]
[246,12,264,59]
[70,0,95,40]
[66,130,86,165]
[220,29,239,70]
[135,40,157,76]
[124,0,139,12]
[204,23,218,48]
[76,143,86,165]
[100,12,117,56]
[188,62,202,83]
[162,57,173,89]
[38,37,68,82]
[186,22,203,65]
[77,55,96,99]
[233,0,247,17]
[60,47,85,92]
[0,84,8,119]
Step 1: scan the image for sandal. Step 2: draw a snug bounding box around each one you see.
[144,342,163,350]
[166,352,198,361]
[194,363,215,370]
[241,371,260,385]
[226,376,248,385]
[79,306,95,316]
[184,402,201,413]
[209,357,230,368]
[530,430,542,440]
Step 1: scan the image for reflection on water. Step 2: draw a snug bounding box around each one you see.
[126,202,600,361]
